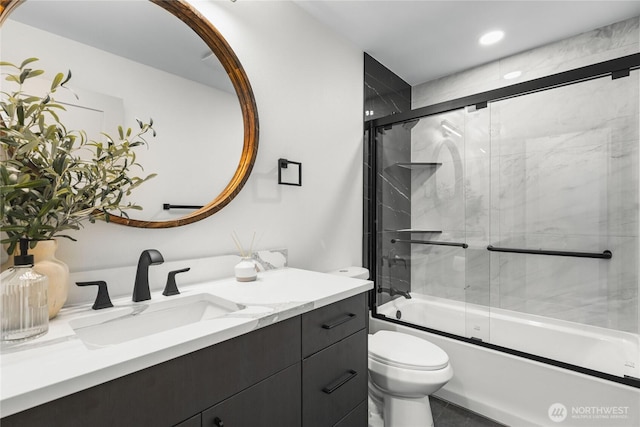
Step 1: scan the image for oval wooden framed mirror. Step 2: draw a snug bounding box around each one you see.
[0,0,259,229]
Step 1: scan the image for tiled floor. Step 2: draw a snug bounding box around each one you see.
[431,396,506,427]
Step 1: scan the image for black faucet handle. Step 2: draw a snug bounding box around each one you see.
[76,281,114,310]
[163,267,190,296]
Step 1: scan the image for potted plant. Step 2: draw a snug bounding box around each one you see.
[0,57,156,317]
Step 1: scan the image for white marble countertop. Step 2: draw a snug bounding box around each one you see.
[0,267,372,417]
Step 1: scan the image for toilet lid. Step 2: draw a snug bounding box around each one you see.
[368,331,449,371]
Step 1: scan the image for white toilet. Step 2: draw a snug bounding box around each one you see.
[328,267,453,427]
[368,330,453,427]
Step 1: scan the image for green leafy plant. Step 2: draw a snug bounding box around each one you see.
[0,58,156,254]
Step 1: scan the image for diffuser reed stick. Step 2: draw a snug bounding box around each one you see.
[231,231,256,258]
[249,232,256,257]
[231,231,245,257]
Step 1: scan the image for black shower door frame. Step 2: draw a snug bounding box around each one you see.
[365,52,640,388]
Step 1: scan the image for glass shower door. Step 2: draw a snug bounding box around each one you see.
[374,108,488,341]
[371,65,639,381]
[486,70,640,378]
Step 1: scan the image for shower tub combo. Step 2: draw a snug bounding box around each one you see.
[370,294,640,426]
[367,48,640,426]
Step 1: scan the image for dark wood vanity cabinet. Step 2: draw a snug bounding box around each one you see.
[2,292,368,427]
[301,293,368,427]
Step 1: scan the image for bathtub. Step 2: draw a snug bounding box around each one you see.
[370,293,640,426]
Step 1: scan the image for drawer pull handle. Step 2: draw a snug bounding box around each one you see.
[322,313,356,329]
[322,369,358,394]
[213,417,224,427]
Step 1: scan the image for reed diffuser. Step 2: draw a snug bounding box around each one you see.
[232,231,257,282]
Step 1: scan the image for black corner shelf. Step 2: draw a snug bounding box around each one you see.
[388,229,443,234]
[383,162,442,174]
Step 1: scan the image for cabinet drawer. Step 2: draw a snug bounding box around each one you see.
[301,293,367,357]
[302,329,368,427]
[335,400,367,427]
[202,363,301,427]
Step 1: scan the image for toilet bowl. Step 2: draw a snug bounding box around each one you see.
[327,268,451,426]
[368,330,453,427]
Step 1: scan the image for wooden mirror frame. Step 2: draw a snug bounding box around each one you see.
[0,0,259,228]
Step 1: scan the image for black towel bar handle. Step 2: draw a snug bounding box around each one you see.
[487,245,612,259]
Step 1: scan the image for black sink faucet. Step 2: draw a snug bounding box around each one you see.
[133,249,165,302]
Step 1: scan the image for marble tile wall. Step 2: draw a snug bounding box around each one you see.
[376,124,414,301]
[365,53,411,121]
[407,17,640,333]
[488,73,639,332]
[364,53,413,303]
[408,110,469,301]
[406,107,492,311]
[412,17,639,109]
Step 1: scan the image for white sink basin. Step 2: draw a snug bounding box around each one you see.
[69,293,244,348]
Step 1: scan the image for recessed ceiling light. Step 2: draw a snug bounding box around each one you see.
[479,30,504,46]
[503,70,522,80]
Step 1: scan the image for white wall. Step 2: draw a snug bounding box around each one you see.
[1,1,364,278]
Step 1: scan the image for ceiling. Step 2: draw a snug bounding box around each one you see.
[6,1,640,91]
[293,0,640,86]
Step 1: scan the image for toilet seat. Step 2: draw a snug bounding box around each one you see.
[368,331,449,371]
